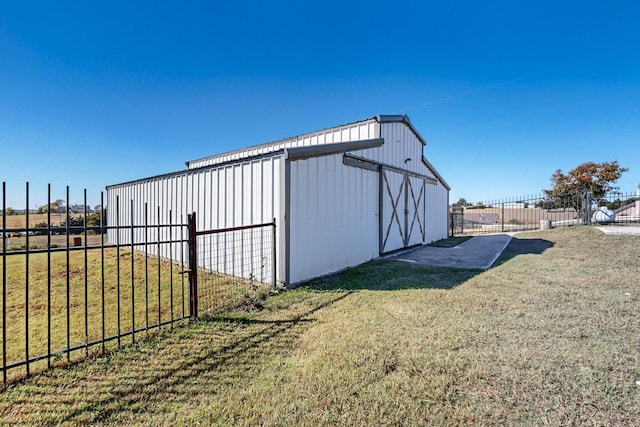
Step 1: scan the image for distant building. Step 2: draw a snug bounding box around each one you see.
[69,205,94,214]
[463,213,499,225]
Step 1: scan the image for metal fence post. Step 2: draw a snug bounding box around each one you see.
[636,184,640,218]
[501,202,505,232]
[187,212,198,319]
[272,218,277,287]
[449,212,455,237]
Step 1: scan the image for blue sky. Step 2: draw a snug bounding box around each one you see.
[1,1,639,209]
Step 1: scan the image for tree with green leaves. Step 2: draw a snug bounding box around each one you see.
[37,199,66,214]
[86,209,107,228]
[452,197,471,207]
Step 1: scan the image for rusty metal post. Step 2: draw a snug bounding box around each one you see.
[272,218,277,287]
[187,212,198,318]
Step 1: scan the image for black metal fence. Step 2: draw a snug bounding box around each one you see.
[450,189,640,235]
[1,183,277,385]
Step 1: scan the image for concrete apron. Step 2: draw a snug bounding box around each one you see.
[386,234,513,270]
[595,226,640,235]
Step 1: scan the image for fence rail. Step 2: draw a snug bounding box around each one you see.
[450,189,640,235]
[1,182,277,385]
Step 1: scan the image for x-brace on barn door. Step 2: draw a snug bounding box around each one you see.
[379,167,426,254]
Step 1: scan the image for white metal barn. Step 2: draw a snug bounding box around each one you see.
[107,115,450,287]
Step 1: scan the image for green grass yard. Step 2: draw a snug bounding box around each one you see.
[1,227,639,425]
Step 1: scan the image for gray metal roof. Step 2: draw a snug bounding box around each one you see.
[108,114,448,191]
[185,114,426,169]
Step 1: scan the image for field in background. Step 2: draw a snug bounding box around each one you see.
[1,227,638,425]
[1,213,96,252]
[0,213,77,229]
[2,234,105,252]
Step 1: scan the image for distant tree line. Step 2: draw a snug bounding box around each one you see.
[12,209,108,235]
[2,202,104,216]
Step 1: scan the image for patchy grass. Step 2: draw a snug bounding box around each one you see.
[0,248,273,384]
[1,227,639,425]
[428,235,473,248]
[0,248,188,383]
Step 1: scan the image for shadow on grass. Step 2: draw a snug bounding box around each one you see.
[494,237,555,266]
[303,237,554,292]
[10,291,352,425]
[303,260,479,291]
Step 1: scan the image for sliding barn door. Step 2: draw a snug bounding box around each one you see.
[380,168,426,254]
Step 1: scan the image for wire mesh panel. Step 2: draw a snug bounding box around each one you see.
[450,205,464,236]
[195,221,276,315]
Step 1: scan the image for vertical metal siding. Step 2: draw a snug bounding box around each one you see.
[425,181,449,243]
[288,153,379,284]
[355,122,433,177]
[107,155,283,283]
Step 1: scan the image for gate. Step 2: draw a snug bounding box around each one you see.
[187,213,276,318]
[379,168,426,254]
[450,205,464,235]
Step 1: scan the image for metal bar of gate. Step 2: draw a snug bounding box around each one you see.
[272,218,277,288]
[188,212,198,319]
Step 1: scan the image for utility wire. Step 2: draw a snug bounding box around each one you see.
[392,64,575,114]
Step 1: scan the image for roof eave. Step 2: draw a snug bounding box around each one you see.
[421,156,451,191]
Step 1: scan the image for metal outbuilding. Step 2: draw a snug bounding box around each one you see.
[107,114,450,287]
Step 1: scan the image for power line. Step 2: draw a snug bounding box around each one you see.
[392,64,575,114]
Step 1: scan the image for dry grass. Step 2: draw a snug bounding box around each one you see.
[0,246,276,384]
[1,213,74,229]
[0,227,638,425]
[0,248,188,383]
[2,234,105,252]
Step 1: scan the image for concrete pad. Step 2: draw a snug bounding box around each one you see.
[387,234,513,270]
[596,226,640,235]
